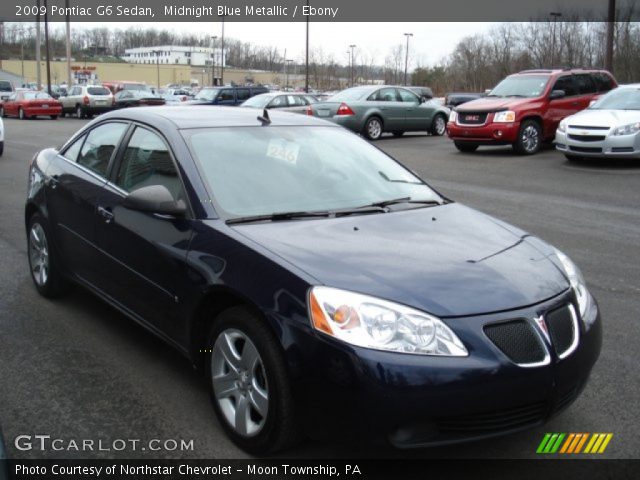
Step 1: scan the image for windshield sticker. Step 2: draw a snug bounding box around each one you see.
[267,138,300,165]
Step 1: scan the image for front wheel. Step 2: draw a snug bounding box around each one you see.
[454,141,479,153]
[206,307,300,454]
[513,120,542,155]
[363,116,383,141]
[19,108,27,120]
[430,114,447,136]
[27,213,71,298]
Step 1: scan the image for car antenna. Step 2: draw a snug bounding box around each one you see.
[257,108,271,126]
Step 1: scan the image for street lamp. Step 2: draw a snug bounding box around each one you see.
[285,59,294,90]
[210,35,218,86]
[349,44,356,87]
[305,0,310,92]
[219,15,226,86]
[152,49,161,90]
[549,12,562,66]
[403,33,413,86]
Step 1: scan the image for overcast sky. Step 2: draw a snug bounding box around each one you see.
[68,22,495,67]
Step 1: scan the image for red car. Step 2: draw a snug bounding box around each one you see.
[447,68,617,155]
[0,90,63,120]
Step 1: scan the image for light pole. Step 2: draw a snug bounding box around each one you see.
[305,0,310,92]
[219,15,226,85]
[403,33,413,86]
[36,0,41,89]
[605,0,615,73]
[550,12,562,66]
[346,51,350,88]
[349,44,356,86]
[210,35,218,86]
[43,0,52,96]
[65,0,71,87]
[285,59,294,89]
[152,49,161,90]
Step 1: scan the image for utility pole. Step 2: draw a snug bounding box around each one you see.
[36,0,42,89]
[605,0,615,73]
[285,59,293,89]
[549,12,562,67]
[219,16,225,85]
[43,0,52,95]
[305,0,310,92]
[211,36,218,86]
[346,51,351,88]
[65,0,72,87]
[349,44,356,87]
[152,50,161,90]
[403,33,413,86]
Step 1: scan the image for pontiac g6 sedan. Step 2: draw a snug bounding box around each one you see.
[25,107,601,453]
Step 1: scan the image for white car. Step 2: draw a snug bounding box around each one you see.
[556,84,640,160]
[0,116,4,156]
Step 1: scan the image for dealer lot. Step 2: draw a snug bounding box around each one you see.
[0,117,638,459]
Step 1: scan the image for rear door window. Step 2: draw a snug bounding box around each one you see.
[552,76,577,97]
[217,89,235,102]
[236,89,251,101]
[574,75,597,95]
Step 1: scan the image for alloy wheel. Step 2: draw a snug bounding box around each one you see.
[211,329,269,437]
[367,118,382,140]
[521,125,540,153]
[434,115,446,135]
[29,223,49,287]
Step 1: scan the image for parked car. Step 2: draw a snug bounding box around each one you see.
[60,85,114,119]
[159,88,193,105]
[447,68,617,154]
[0,80,14,101]
[25,106,601,453]
[240,92,319,113]
[0,116,4,156]
[406,86,434,101]
[556,84,640,160]
[444,92,483,109]
[186,86,269,106]
[113,88,165,108]
[308,85,451,140]
[0,90,62,120]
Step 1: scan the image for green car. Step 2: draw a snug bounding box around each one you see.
[309,85,450,140]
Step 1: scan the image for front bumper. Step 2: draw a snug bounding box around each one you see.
[292,291,602,447]
[447,120,520,144]
[556,129,640,158]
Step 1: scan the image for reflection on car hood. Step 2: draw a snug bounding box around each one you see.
[564,108,640,128]
[456,97,535,112]
[232,203,569,317]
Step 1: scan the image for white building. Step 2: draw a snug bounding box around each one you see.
[122,46,225,68]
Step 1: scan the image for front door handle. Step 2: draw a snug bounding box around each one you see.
[97,206,114,223]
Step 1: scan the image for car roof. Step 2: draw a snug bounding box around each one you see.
[98,105,339,129]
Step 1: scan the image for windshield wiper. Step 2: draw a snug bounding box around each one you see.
[226,210,332,225]
[351,197,443,210]
[505,94,526,97]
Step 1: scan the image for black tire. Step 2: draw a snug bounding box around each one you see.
[205,306,300,454]
[50,115,58,120]
[19,108,27,120]
[27,213,71,298]
[430,113,447,136]
[392,131,405,137]
[0,141,4,157]
[454,141,479,153]
[513,119,542,155]
[363,116,383,141]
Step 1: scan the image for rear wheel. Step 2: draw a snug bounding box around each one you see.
[0,141,4,156]
[76,105,84,119]
[27,213,71,298]
[19,108,27,120]
[364,116,383,141]
[513,119,542,155]
[206,307,300,453]
[430,114,447,136]
[454,141,478,153]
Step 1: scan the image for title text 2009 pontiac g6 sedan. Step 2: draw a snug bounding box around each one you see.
[25,107,601,453]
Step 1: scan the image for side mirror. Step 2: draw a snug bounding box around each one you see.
[550,89,566,100]
[419,96,426,104]
[484,89,492,96]
[122,185,186,217]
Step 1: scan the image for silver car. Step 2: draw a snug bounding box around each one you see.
[240,92,319,114]
[556,84,640,160]
[60,84,114,119]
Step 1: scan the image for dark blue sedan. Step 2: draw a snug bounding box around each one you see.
[25,106,601,453]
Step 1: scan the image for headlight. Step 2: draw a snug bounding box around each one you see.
[553,249,595,326]
[493,110,515,123]
[557,120,567,133]
[612,122,640,136]
[449,110,457,122]
[309,287,468,356]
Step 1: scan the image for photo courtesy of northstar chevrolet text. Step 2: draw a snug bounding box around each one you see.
[0,0,638,478]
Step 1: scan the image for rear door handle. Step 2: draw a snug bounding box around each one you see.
[97,206,114,223]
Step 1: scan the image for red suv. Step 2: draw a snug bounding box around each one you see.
[446,68,617,155]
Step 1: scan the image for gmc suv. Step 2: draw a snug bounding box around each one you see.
[447,69,617,155]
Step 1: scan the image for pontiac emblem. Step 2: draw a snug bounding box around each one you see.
[534,315,550,342]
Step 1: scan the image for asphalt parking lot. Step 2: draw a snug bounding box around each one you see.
[0,116,638,459]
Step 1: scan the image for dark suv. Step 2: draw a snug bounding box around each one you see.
[188,86,269,106]
[447,68,617,155]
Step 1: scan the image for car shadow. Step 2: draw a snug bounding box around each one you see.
[563,156,640,171]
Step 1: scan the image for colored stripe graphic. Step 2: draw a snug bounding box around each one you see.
[538,433,613,454]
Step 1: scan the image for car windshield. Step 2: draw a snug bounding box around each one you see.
[241,95,273,108]
[195,88,220,101]
[23,91,52,100]
[488,75,549,98]
[590,88,640,110]
[329,88,372,102]
[185,126,442,219]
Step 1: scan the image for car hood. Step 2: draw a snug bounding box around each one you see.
[564,108,640,128]
[456,97,534,113]
[232,203,569,317]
